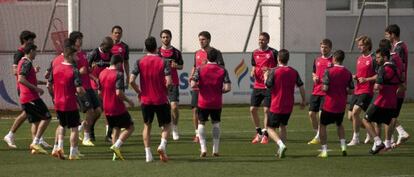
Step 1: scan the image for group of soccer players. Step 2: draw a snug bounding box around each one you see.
[2,23,410,161]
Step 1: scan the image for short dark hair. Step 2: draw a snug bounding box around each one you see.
[110,54,123,65]
[23,42,37,54]
[69,31,83,42]
[101,36,114,50]
[385,24,400,37]
[207,48,219,62]
[145,36,157,52]
[333,50,345,63]
[160,29,172,38]
[19,30,36,45]
[320,38,332,48]
[111,25,123,33]
[259,32,270,40]
[379,39,392,51]
[278,49,289,64]
[376,48,390,61]
[63,39,77,58]
[198,31,211,40]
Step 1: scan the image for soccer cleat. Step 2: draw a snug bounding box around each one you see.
[341,146,347,156]
[251,134,262,144]
[69,154,81,160]
[3,136,17,149]
[200,152,207,158]
[347,139,360,146]
[172,130,180,141]
[260,135,269,144]
[212,153,219,157]
[110,145,125,160]
[277,146,287,158]
[30,144,48,155]
[39,139,52,149]
[157,148,169,162]
[82,139,95,147]
[307,138,320,145]
[51,148,66,160]
[317,151,328,158]
[193,136,200,143]
[364,135,371,144]
[369,143,385,155]
[396,134,410,146]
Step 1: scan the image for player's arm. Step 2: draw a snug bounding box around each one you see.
[164,59,172,88]
[250,53,256,77]
[347,73,355,95]
[73,67,85,96]
[322,69,329,92]
[216,50,225,66]
[123,44,130,89]
[129,60,141,94]
[18,61,44,95]
[115,72,134,107]
[374,66,385,92]
[296,72,306,109]
[190,67,200,88]
[189,53,197,85]
[223,69,231,93]
[264,68,274,88]
[174,50,184,70]
[12,51,24,75]
[312,59,318,83]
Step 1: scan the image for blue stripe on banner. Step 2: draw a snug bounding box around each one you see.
[0,80,18,105]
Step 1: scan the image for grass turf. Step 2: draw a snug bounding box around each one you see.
[0,104,413,177]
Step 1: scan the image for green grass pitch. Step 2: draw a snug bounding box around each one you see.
[0,104,413,177]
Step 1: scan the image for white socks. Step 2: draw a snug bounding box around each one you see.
[114,139,123,148]
[277,139,285,148]
[6,131,14,138]
[145,147,153,162]
[198,124,207,153]
[58,139,64,149]
[352,132,359,140]
[70,146,78,156]
[212,123,220,154]
[314,129,320,139]
[159,138,167,150]
[373,136,382,146]
[84,132,90,141]
[396,125,408,136]
[321,144,328,152]
[32,137,40,145]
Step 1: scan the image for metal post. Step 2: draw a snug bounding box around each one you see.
[280,0,284,49]
[41,0,58,52]
[259,5,263,33]
[148,0,161,37]
[350,0,366,52]
[243,0,262,52]
[385,0,389,27]
[179,0,183,51]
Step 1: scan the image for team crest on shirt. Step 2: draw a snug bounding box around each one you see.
[366,61,370,65]
[266,54,270,59]
[118,48,123,53]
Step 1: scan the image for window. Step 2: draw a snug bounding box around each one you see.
[327,0,351,11]
[358,0,414,9]
[327,0,414,16]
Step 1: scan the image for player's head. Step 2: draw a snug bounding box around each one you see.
[385,24,400,41]
[356,35,372,53]
[278,49,289,65]
[375,48,390,65]
[110,54,123,69]
[23,42,37,60]
[145,36,157,53]
[320,38,332,56]
[258,32,270,49]
[206,47,219,63]
[333,50,345,64]
[100,36,114,53]
[198,31,211,49]
[379,38,392,51]
[160,29,172,46]
[63,39,77,63]
[111,25,123,42]
[69,31,83,50]
[19,30,36,45]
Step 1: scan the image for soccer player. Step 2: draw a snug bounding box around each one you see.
[249,32,278,144]
[191,48,231,157]
[4,31,50,149]
[318,50,354,158]
[307,39,333,145]
[99,55,135,160]
[130,36,172,163]
[190,31,225,143]
[385,24,410,146]
[87,36,113,142]
[69,31,101,146]
[347,36,377,146]
[264,49,306,158]
[363,48,401,154]
[17,43,52,154]
[158,29,183,140]
[49,43,85,160]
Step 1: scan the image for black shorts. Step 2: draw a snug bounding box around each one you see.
[320,110,344,126]
[107,112,134,129]
[57,110,81,128]
[141,104,171,127]
[78,89,101,113]
[267,112,291,128]
[309,95,324,112]
[395,98,404,118]
[191,90,199,108]
[365,105,396,125]
[22,99,52,123]
[250,88,270,107]
[168,85,180,102]
[349,94,373,111]
[197,108,222,123]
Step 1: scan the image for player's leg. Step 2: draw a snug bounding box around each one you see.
[308,95,321,144]
[3,111,27,148]
[335,113,346,156]
[363,106,385,154]
[250,89,265,144]
[198,108,208,157]
[211,109,221,157]
[170,102,179,140]
[142,104,154,162]
[266,112,286,158]
[384,118,396,150]
[348,105,362,146]
[394,98,410,146]
[111,112,134,159]
[68,111,81,160]
[318,111,329,158]
[157,104,171,162]
[191,90,199,143]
